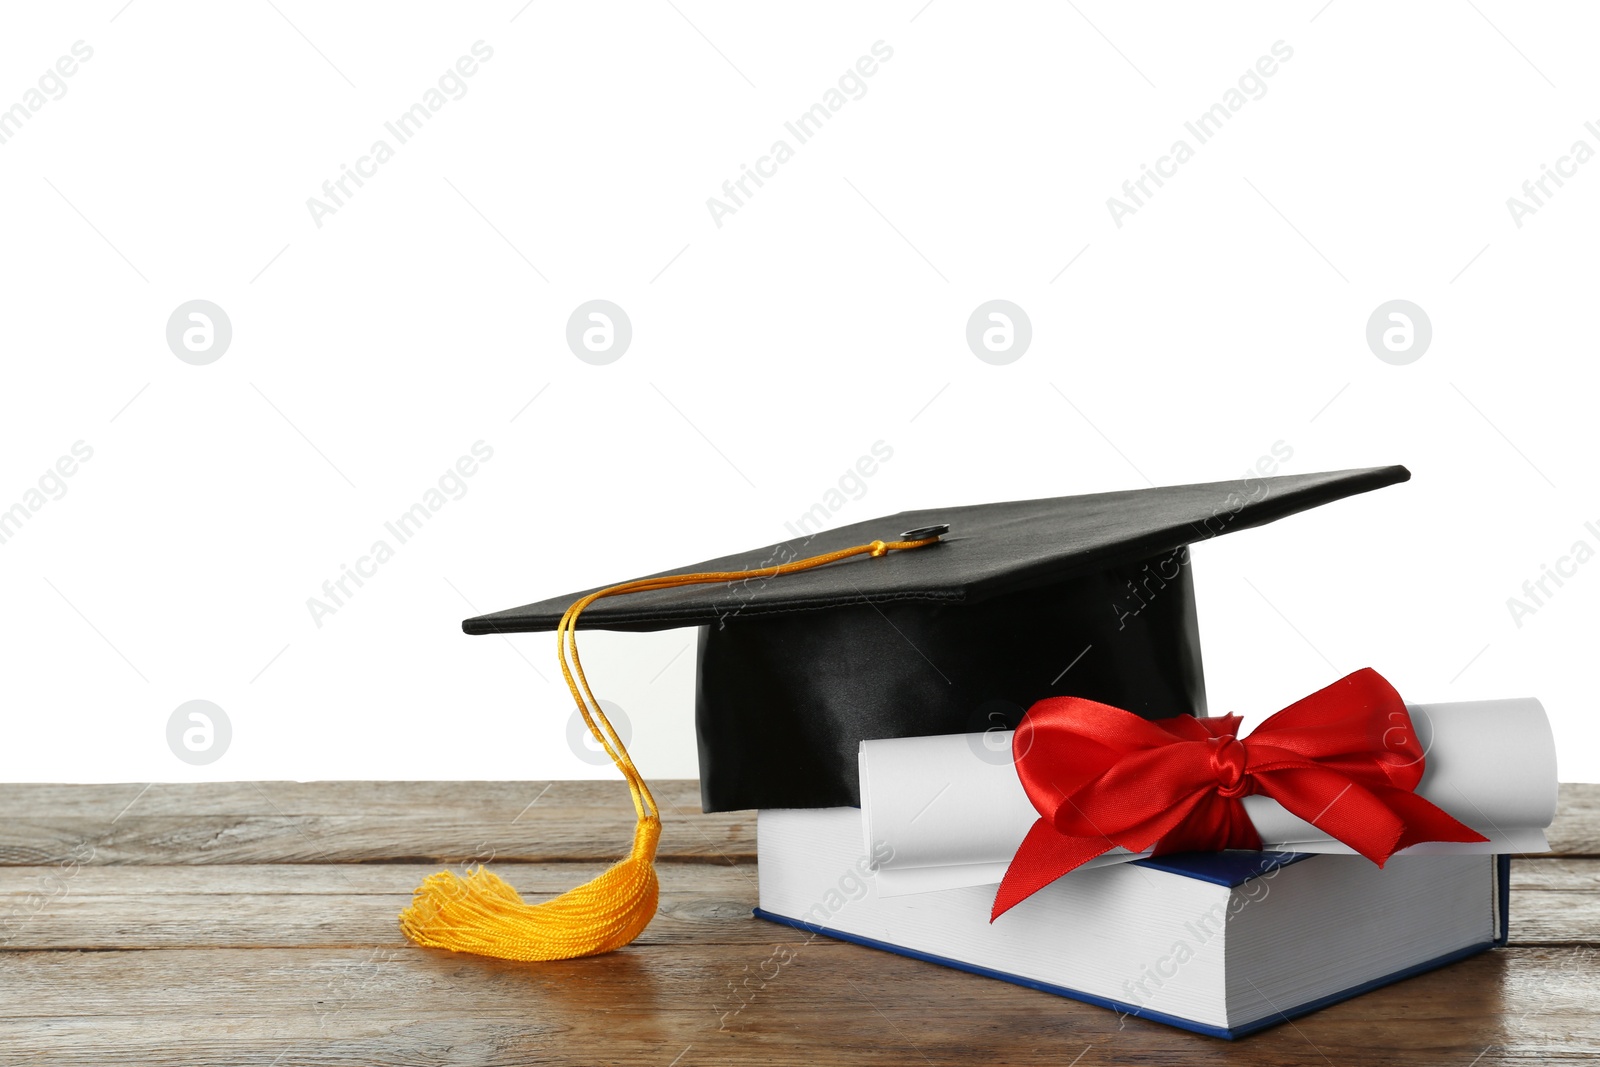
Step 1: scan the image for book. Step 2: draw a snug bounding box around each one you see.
[755,807,1508,1039]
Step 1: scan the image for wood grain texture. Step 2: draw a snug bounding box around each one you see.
[0,860,1594,951]
[0,781,1594,1065]
[0,946,1594,1065]
[1546,782,1600,855]
[0,780,750,865]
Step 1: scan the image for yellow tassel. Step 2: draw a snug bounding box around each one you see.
[399,815,660,961]
[400,534,939,962]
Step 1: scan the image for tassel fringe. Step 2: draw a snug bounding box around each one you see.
[400,816,661,962]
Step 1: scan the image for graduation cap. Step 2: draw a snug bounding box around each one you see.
[463,465,1410,813]
[400,465,1410,964]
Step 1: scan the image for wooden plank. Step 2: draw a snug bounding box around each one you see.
[1508,856,1600,889]
[3,780,1590,829]
[0,779,711,818]
[0,863,765,951]
[0,854,1587,898]
[1,857,1595,952]
[0,945,1594,1065]
[3,780,1592,866]
[0,780,751,866]
[0,862,765,897]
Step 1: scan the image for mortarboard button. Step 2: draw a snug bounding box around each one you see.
[900,523,950,541]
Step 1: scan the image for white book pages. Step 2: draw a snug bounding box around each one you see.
[860,698,1556,897]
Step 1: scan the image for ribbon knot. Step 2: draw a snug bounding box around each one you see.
[992,668,1488,921]
[1208,735,1250,797]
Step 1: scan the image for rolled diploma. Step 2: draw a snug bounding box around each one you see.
[859,698,1557,896]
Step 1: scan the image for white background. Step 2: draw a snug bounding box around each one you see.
[1,2,1594,786]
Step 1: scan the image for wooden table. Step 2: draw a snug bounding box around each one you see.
[1,781,1595,1064]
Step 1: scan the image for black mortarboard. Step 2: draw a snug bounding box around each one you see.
[466,466,1409,813]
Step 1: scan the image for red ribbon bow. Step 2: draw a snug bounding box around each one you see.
[992,668,1488,920]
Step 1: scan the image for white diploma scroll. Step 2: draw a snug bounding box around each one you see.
[859,698,1557,897]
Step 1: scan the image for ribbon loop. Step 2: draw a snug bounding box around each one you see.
[992,668,1488,921]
